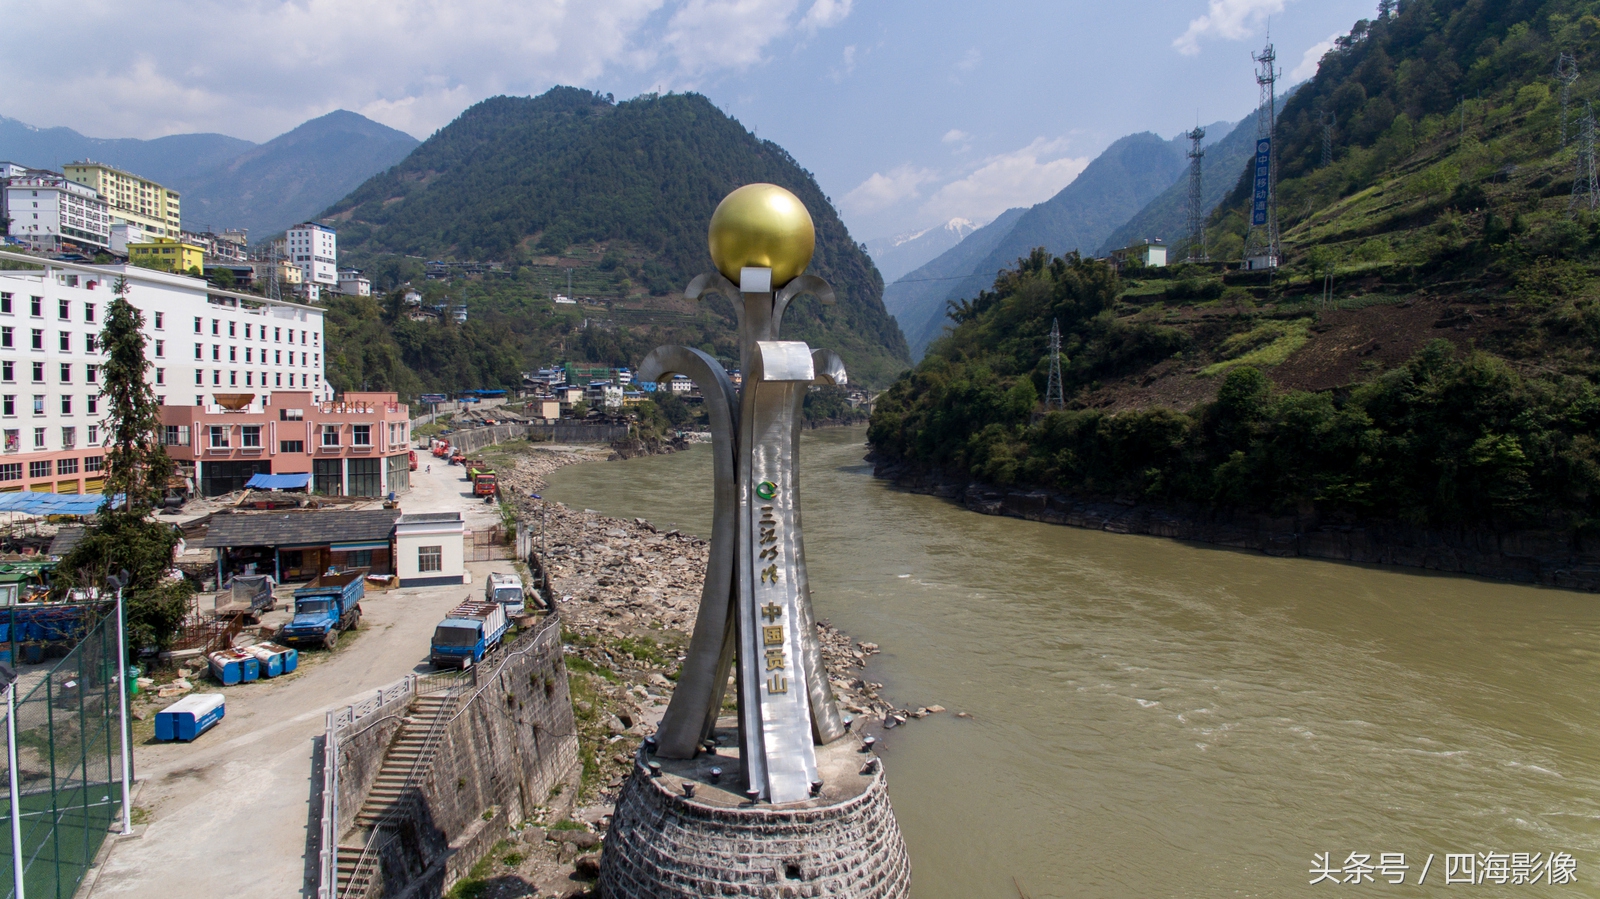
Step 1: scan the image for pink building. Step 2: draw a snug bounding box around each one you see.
[161,391,412,497]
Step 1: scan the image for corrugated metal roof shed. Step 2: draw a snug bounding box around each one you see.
[201,509,401,549]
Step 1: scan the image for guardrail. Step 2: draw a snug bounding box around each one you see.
[318,711,339,899]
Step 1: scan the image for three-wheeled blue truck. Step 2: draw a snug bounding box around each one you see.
[430,601,508,669]
[278,568,367,650]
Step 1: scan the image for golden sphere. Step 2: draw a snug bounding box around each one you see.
[707,183,815,288]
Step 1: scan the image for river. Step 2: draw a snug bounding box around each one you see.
[543,427,1600,897]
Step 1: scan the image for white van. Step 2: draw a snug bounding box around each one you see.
[484,572,526,615]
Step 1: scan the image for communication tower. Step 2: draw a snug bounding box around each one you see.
[1571,100,1598,214]
[1321,112,1336,167]
[1558,53,1581,146]
[1045,319,1064,411]
[1185,125,1207,263]
[1241,36,1281,270]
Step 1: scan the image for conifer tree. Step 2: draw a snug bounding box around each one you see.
[57,276,189,653]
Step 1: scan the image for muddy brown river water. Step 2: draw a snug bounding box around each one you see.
[543,427,1600,897]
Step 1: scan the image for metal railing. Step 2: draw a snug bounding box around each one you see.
[317,712,339,899]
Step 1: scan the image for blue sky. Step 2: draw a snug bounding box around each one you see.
[4,0,1378,242]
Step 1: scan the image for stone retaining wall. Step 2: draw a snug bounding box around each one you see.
[600,756,911,899]
[342,613,581,897]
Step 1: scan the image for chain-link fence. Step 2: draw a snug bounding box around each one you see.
[0,606,125,898]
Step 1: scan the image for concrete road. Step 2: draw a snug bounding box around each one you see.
[85,461,516,899]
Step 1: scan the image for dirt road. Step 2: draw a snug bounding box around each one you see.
[84,461,513,899]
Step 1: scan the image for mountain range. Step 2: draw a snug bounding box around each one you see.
[864,218,984,283]
[885,130,1201,357]
[315,87,910,390]
[0,111,418,238]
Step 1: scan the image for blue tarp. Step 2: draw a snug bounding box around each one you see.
[0,492,112,515]
[246,473,312,490]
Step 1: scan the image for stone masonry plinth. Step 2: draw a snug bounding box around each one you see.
[600,724,910,898]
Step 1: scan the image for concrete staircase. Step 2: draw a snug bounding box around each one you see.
[334,693,458,898]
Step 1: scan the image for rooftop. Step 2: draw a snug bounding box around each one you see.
[202,509,401,548]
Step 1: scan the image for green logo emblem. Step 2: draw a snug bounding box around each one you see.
[755,480,777,501]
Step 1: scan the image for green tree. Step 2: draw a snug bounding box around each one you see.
[56,277,192,654]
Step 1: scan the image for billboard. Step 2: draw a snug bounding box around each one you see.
[1251,138,1271,227]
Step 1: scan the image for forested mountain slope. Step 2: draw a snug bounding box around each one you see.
[318,88,909,391]
[870,0,1600,541]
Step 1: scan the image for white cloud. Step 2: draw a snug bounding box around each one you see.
[956,48,982,73]
[0,0,855,141]
[842,165,938,214]
[830,45,857,82]
[918,138,1089,223]
[1172,0,1284,56]
[1291,33,1340,82]
[800,0,852,30]
[942,129,970,144]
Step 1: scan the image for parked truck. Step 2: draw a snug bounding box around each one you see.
[429,601,508,669]
[484,572,526,615]
[278,568,368,650]
[473,469,498,497]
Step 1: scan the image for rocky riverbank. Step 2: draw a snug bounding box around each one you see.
[871,458,1600,593]
[468,445,921,897]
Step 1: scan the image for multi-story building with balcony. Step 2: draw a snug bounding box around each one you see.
[62,162,180,238]
[2,170,111,252]
[160,391,411,497]
[0,251,330,494]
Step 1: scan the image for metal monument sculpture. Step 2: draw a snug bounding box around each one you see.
[639,184,849,804]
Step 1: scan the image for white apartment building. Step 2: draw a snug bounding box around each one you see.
[3,172,111,252]
[0,251,328,494]
[337,270,371,297]
[287,222,337,290]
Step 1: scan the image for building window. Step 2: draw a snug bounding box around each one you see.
[280,407,303,421]
[211,319,219,335]
[274,350,281,364]
[87,424,98,444]
[58,332,69,352]
[195,370,203,385]
[56,457,77,475]
[162,425,190,446]
[85,334,96,353]
[245,371,253,387]
[153,311,161,329]
[29,460,49,479]
[0,293,10,314]
[209,425,229,448]
[1,396,12,417]
[228,346,236,362]
[58,299,69,320]
[0,463,18,481]
[59,363,70,383]
[85,303,95,323]
[30,329,42,350]
[60,427,74,449]
[3,431,18,454]
[213,370,220,385]
[155,339,164,357]
[194,316,202,334]
[229,371,237,386]
[212,345,219,361]
[274,328,281,342]
[84,456,103,472]
[59,395,70,415]
[241,425,261,448]
[353,424,371,446]
[275,373,282,387]
[228,321,236,337]
[244,323,251,339]
[86,365,96,384]
[321,425,340,447]
[418,545,443,573]
[280,439,304,453]
[30,363,41,383]
[345,550,373,568]
[86,395,97,414]
[0,329,9,350]
[31,396,43,416]
[29,297,41,317]
[155,368,164,385]
[245,347,252,363]
[31,428,44,450]
[314,458,342,495]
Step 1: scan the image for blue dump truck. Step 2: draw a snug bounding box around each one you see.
[278,568,367,650]
[430,601,508,669]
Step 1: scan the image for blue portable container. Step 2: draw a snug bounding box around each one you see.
[155,694,225,742]
[208,648,260,685]
[244,642,295,678]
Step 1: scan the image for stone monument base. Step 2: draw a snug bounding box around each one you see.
[599,722,910,898]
